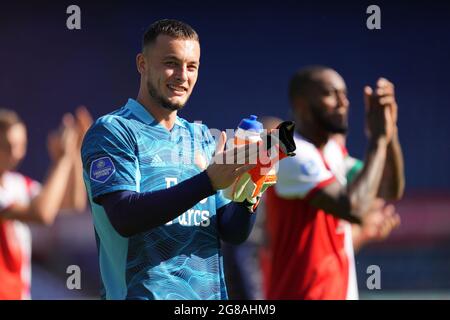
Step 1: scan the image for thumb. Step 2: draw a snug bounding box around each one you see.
[212,131,227,164]
[364,86,373,112]
[233,164,256,178]
[215,131,226,155]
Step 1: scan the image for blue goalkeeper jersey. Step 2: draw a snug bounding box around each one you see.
[81,98,230,300]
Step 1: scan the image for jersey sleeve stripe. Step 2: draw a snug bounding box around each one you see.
[303,176,337,202]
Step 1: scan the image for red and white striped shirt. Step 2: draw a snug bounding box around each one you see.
[0,171,40,300]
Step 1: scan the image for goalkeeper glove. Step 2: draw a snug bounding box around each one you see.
[224,121,296,212]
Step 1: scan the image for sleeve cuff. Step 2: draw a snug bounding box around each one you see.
[198,170,217,198]
[303,176,337,202]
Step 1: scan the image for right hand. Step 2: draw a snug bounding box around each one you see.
[364,78,396,142]
[74,106,93,148]
[206,131,257,191]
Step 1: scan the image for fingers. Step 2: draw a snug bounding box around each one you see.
[378,96,396,106]
[382,203,395,216]
[46,130,60,157]
[375,79,398,125]
[376,78,395,95]
[215,140,261,165]
[378,204,400,238]
[75,105,90,118]
[62,113,77,136]
[62,113,75,128]
[383,204,401,227]
[75,106,93,131]
[215,131,226,155]
[233,164,257,177]
[393,212,401,227]
[371,198,386,210]
[374,78,397,114]
[368,78,397,107]
[211,131,227,164]
[234,142,260,164]
[363,86,373,112]
[375,87,395,98]
[377,77,394,91]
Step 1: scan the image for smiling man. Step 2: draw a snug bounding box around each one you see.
[81,19,262,300]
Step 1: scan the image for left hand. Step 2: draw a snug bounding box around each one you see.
[360,199,401,242]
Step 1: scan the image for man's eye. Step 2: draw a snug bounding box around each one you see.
[188,65,198,71]
[165,61,176,67]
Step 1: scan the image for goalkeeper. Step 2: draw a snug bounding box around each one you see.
[81,19,292,300]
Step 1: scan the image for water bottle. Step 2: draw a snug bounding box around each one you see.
[234,115,263,146]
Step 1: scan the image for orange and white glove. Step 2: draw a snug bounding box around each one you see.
[224,121,296,211]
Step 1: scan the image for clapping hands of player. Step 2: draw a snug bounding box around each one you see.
[74,106,94,149]
[47,113,78,161]
[206,131,258,191]
[364,78,398,143]
[47,106,93,162]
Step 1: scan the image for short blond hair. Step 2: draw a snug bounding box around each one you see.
[0,109,24,132]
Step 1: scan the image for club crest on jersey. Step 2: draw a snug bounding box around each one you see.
[90,157,115,183]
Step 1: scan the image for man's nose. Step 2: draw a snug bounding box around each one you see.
[175,65,189,82]
[337,92,349,109]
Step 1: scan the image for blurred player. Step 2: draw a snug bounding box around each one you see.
[81,19,268,300]
[223,117,401,299]
[264,66,405,299]
[0,107,91,299]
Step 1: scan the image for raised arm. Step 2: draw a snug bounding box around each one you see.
[58,106,93,212]
[1,114,78,225]
[309,83,395,223]
[374,78,405,200]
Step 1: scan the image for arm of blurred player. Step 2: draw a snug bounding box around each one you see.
[352,199,401,252]
[0,114,78,225]
[374,78,405,201]
[310,139,387,224]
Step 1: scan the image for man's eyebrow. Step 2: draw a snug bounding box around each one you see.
[162,55,199,65]
[163,55,181,61]
[322,83,346,92]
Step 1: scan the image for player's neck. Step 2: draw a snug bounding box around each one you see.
[136,92,177,131]
[298,123,330,150]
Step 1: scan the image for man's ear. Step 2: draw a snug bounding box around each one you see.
[136,53,146,75]
[291,95,312,122]
[291,96,308,114]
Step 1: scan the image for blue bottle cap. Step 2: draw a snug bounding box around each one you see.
[238,115,263,132]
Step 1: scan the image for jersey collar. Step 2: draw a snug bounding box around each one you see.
[125,98,186,128]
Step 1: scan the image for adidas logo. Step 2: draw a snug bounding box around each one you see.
[149,155,165,166]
